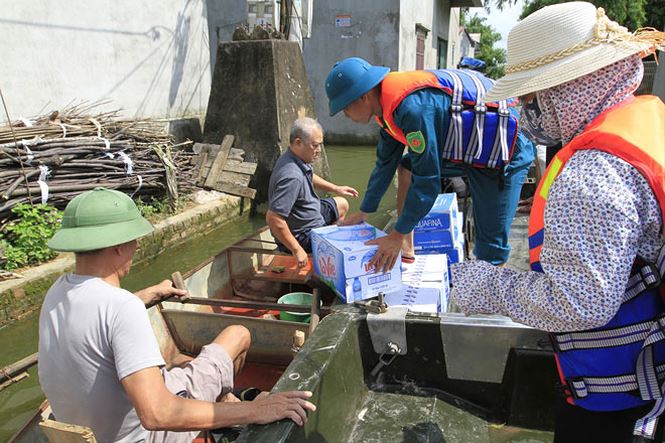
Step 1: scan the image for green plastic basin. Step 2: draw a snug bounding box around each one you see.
[278,292,313,323]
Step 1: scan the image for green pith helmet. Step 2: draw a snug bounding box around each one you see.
[48,187,154,252]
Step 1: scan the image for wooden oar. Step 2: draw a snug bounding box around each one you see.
[170,271,191,301]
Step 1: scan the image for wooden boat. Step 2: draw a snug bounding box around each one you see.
[9,226,337,442]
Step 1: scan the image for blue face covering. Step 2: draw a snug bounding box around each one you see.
[520,97,560,146]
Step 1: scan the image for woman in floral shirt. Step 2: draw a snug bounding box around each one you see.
[451,2,665,442]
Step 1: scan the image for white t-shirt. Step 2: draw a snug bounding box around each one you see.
[38,274,165,443]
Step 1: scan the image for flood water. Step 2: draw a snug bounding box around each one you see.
[0,145,395,441]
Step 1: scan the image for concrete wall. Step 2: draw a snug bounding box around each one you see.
[1,0,215,120]
[203,40,327,202]
[446,5,461,68]
[302,0,400,145]
[205,0,248,72]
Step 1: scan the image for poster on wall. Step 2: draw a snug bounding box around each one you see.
[335,15,352,28]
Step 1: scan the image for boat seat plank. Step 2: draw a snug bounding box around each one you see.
[39,420,97,443]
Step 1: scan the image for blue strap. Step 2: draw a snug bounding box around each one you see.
[443,71,464,161]
[624,263,662,303]
[528,228,545,250]
[633,244,665,439]
[635,388,665,439]
[465,73,487,165]
[568,367,664,399]
[553,320,653,352]
[490,100,510,168]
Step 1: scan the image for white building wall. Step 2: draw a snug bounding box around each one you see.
[447,7,461,68]
[398,0,440,70]
[0,0,217,120]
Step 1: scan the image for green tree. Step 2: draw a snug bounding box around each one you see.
[461,13,507,79]
[492,0,664,31]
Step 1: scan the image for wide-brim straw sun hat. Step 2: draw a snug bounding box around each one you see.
[48,187,154,252]
[485,1,665,102]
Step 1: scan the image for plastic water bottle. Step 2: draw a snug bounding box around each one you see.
[353,277,362,301]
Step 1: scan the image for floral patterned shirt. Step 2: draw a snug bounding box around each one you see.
[450,149,664,332]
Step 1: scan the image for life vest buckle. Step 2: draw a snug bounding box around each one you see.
[639,263,662,291]
[564,377,588,400]
[474,104,487,114]
[451,104,463,113]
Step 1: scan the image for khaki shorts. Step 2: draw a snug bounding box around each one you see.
[147,343,234,443]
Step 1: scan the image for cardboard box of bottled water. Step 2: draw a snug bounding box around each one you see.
[421,242,465,264]
[387,254,449,313]
[385,282,448,313]
[311,223,402,303]
[413,193,460,251]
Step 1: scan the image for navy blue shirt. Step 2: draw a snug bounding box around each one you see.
[268,149,325,239]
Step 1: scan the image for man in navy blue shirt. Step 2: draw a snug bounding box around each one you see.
[325,58,534,272]
[267,118,359,267]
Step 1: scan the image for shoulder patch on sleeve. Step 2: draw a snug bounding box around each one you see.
[406,131,426,154]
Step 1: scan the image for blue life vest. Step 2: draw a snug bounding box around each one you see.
[378,69,519,169]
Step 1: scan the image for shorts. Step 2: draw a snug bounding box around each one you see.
[277,197,339,253]
[147,343,234,443]
[320,197,340,226]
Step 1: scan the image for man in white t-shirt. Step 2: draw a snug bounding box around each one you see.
[39,187,315,443]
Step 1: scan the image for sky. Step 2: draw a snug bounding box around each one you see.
[475,0,525,49]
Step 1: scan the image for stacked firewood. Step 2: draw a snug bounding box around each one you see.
[0,101,196,219]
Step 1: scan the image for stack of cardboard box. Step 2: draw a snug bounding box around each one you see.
[413,193,465,267]
[385,254,450,313]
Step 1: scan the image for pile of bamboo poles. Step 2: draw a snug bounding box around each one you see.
[0,101,196,219]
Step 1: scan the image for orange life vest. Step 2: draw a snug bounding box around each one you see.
[529,95,665,271]
[376,71,445,145]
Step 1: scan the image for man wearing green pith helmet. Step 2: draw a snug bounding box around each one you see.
[39,187,315,442]
[325,57,535,272]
